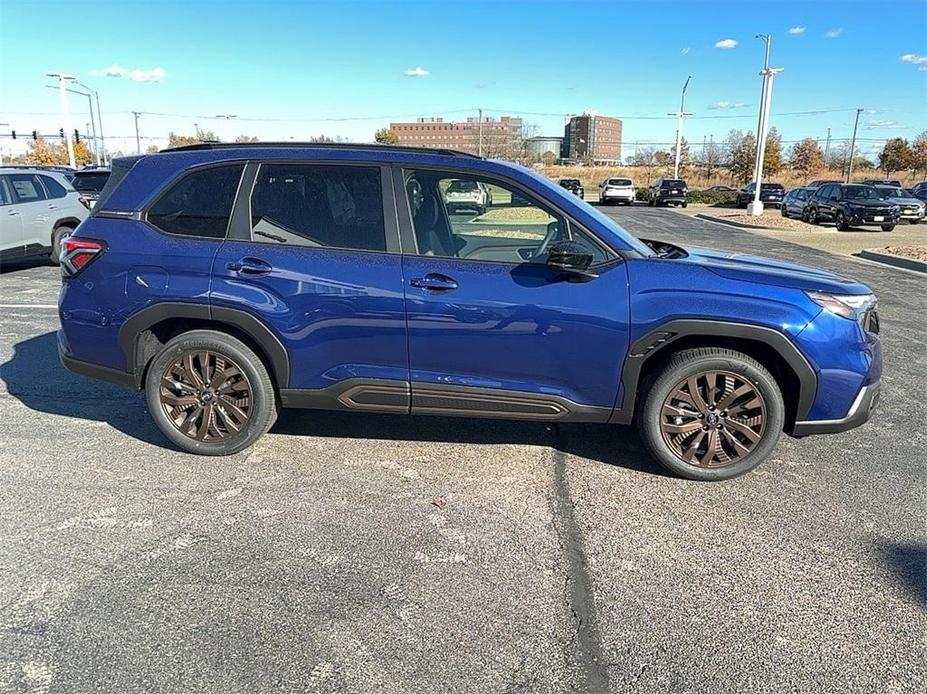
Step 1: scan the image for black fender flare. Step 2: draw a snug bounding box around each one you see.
[609,319,817,425]
[118,302,290,389]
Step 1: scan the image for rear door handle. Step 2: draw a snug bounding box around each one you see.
[227,257,273,276]
[410,273,458,291]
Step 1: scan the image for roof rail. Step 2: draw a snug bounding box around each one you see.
[160,141,482,159]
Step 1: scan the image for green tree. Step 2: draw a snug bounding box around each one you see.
[878,138,912,174]
[695,138,723,182]
[763,127,783,176]
[909,131,927,177]
[374,127,398,144]
[726,130,756,184]
[789,138,825,179]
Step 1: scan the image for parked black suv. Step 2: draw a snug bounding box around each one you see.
[557,178,584,198]
[805,183,900,231]
[736,182,785,208]
[648,178,688,207]
[71,167,111,210]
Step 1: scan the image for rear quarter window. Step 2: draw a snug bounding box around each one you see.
[147,164,245,239]
[39,175,68,199]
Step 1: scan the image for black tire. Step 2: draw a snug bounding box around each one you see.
[807,207,819,225]
[908,219,920,225]
[637,347,785,481]
[50,225,74,265]
[145,330,278,456]
[648,198,655,207]
[682,201,688,208]
[835,211,849,232]
[881,224,895,232]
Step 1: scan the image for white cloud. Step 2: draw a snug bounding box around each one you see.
[90,64,166,82]
[920,66,927,72]
[900,53,927,65]
[707,101,750,110]
[865,120,905,130]
[404,66,430,78]
[824,28,843,38]
[787,26,806,35]
[715,39,737,49]
[681,47,690,55]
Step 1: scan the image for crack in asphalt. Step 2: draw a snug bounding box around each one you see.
[550,424,609,693]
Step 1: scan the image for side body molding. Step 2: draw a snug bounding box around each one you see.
[118,302,290,388]
[609,319,817,425]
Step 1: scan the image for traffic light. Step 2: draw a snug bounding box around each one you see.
[74,129,80,144]
[32,130,38,140]
[59,128,65,139]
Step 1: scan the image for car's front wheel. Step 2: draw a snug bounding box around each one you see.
[807,207,819,225]
[638,348,784,481]
[835,211,850,231]
[145,330,278,455]
[881,224,895,232]
[909,219,921,225]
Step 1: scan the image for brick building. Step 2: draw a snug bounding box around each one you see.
[562,113,622,164]
[388,116,523,157]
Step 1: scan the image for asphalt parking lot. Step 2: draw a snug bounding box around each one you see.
[1,207,924,694]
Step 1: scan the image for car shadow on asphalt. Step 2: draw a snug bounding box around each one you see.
[875,541,927,607]
[3,331,666,476]
[0,256,54,274]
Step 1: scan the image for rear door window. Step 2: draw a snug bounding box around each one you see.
[0,177,12,206]
[148,164,245,239]
[9,174,47,202]
[249,163,387,252]
[39,175,68,199]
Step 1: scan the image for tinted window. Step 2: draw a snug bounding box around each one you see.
[795,189,808,200]
[9,174,47,202]
[72,172,110,193]
[148,164,244,238]
[92,156,141,214]
[0,178,12,206]
[608,178,632,185]
[403,169,609,264]
[39,175,68,199]
[660,179,685,189]
[250,164,386,252]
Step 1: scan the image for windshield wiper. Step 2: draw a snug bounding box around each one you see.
[253,230,287,243]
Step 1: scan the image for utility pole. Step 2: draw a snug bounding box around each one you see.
[132,111,141,154]
[93,89,106,164]
[824,127,831,161]
[846,108,863,183]
[47,72,77,168]
[669,76,693,179]
[478,108,483,157]
[747,35,784,217]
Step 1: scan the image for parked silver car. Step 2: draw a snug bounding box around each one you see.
[598,177,635,205]
[0,168,88,264]
[873,185,925,224]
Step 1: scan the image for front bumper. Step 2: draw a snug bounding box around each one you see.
[791,381,880,436]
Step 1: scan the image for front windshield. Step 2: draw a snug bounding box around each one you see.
[842,185,881,200]
[875,186,906,198]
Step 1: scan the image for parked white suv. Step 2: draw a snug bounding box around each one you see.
[598,177,635,205]
[0,169,87,265]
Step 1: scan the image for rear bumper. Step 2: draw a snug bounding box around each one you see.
[59,331,136,388]
[791,381,880,436]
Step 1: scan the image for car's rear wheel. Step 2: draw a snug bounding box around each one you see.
[638,348,784,481]
[145,330,277,456]
[835,211,850,231]
[881,224,895,232]
[909,219,920,225]
[50,225,74,265]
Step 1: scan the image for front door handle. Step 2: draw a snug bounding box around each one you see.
[410,273,458,291]
[227,257,272,276]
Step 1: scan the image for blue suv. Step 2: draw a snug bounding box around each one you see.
[58,144,882,480]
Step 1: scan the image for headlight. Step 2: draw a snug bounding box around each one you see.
[806,291,876,322]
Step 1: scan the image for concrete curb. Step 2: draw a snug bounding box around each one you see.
[856,249,927,274]
[693,213,790,232]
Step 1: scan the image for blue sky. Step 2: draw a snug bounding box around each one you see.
[1,0,925,158]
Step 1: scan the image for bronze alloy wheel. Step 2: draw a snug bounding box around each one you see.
[159,351,253,442]
[659,370,767,468]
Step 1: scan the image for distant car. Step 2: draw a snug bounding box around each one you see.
[781,187,812,219]
[909,181,927,202]
[598,177,635,205]
[861,179,902,187]
[805,183,899,231]
[736,182,785,208]
[873,185,925,224]
[648,178,688,207]
[444,179,492,214]
[558,178,584,198]
[71,167,111,210]
[701,185,737,194]
[0,168,88,264]
[807,179,842,189]
[3,164,76,182]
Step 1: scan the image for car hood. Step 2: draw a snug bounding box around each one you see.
[841,199,894,208]
[883,196,922,205]
[682,245,870,293]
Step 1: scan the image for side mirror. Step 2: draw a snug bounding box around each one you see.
[546,240,597,280]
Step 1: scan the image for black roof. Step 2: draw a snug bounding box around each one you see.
[161,141,481,159]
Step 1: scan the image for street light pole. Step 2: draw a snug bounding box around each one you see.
[747,35,783,217]
[478,108,483,157]
[669,76,693,180]
[846,108,864,183]
[132,111,142,154]
[76,81,103,165]
[47,72,77,168]
[45,84,99,164]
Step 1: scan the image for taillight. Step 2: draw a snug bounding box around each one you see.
[60,238,105,277]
